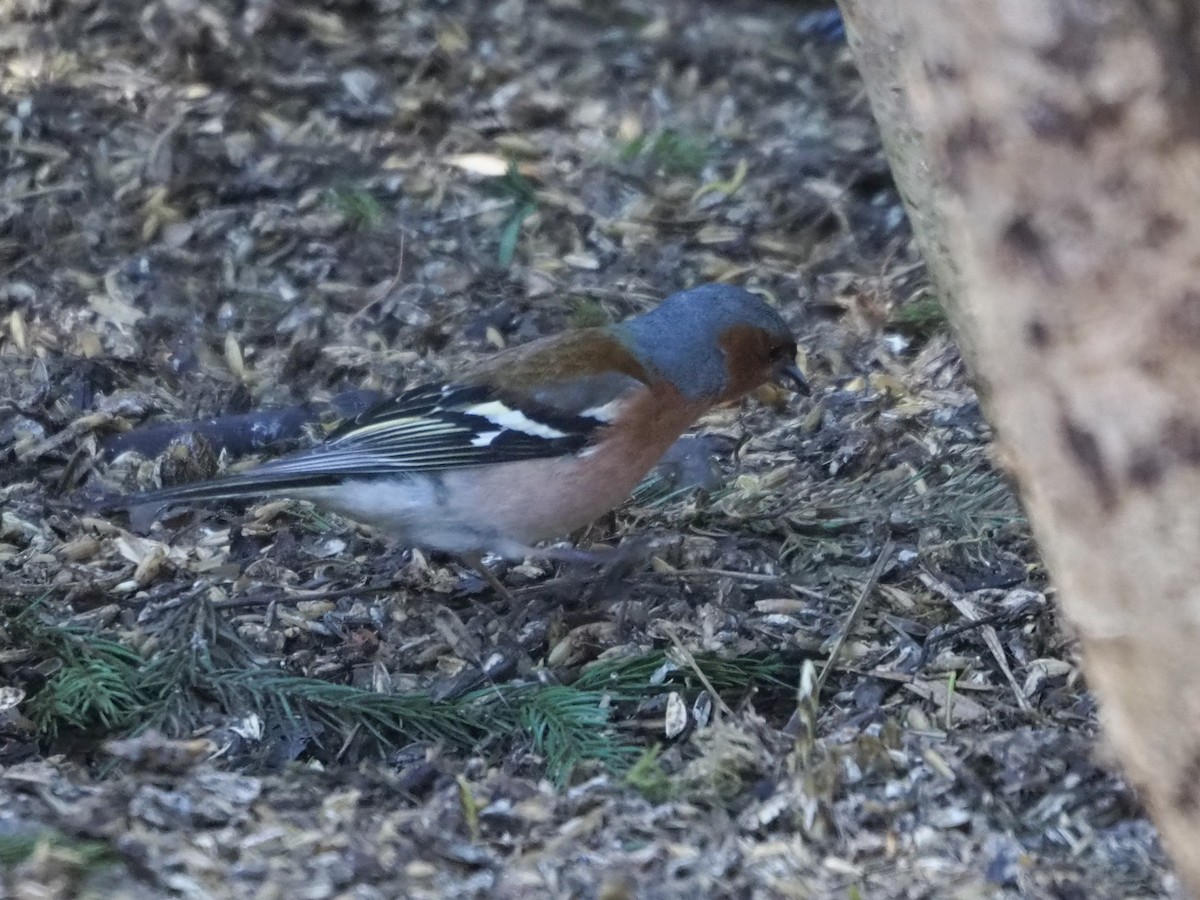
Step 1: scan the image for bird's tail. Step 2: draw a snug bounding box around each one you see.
[108,452,361,512]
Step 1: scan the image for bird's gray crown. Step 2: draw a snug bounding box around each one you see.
[610,284,793,399]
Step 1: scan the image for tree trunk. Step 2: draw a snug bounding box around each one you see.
[839,0,1200,890]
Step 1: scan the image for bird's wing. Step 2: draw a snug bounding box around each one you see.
[320,379,617,471]
[124,318,662,510]
[129,373,646,504]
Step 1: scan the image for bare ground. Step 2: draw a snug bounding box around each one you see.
[0,1,1176,897]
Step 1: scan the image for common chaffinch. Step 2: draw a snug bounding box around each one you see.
[128,283,807,575]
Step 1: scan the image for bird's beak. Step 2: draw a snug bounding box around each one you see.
[775,362,810,395]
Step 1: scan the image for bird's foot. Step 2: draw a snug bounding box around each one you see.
[460,553,519,606]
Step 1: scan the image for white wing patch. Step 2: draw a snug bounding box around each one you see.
[462,401,568,439]
[274,380,604,477]
[470,430,504,447]
[580,398,625,423]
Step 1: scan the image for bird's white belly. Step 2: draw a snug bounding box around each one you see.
[295,449,650,560]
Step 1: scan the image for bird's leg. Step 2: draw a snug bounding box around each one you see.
[537,537,663,608]
[461,552,518,606]
[534,544,619,607]
[536,544,615,566]
[539,536,661,576]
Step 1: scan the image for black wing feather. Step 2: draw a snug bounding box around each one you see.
[127,379,618,506]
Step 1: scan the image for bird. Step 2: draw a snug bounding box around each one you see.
[123,283,808,591]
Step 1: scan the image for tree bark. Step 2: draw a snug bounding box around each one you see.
[840,0,1200,890]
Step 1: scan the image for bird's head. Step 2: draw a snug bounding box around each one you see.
[613,284,808,403]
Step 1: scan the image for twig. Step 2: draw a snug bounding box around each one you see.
[919,572,1034,714]
[347,233,407,326]
[212,582,400,609]
[949,594,1032,714]
[1,183,84,201]
[814,540,894,700]
[652,567,827,599]
[660,623,735,721]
